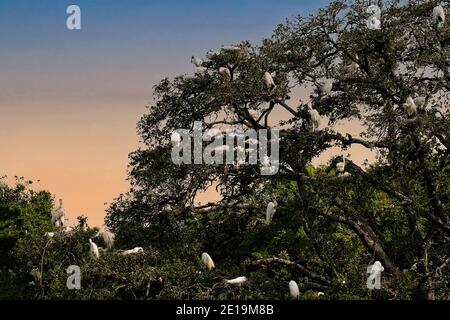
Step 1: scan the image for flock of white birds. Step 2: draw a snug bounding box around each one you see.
[37,3,444,298]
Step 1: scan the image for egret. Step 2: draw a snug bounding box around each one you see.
[433,5,445,28]
[307,103,321,131]
[171,132,182,147]
[102,230,115,250]
[201,252,215,270]
[289,280,300,299]
[122,247,144,255]
[51,199,64,225]
[367,16,381,30]
[263,72,275,89]
[371,261,384,273]
[336,156,346,174]
[367,5,381,19]
[225,276,247,285]
[89,239,100,260]
[266,201,277,223]
[219,67,231,78]
[191,56,203,67]
[403,96,417,117]
[318,79,333,96]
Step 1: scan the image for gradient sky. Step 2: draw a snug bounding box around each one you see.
[1,0,341,227]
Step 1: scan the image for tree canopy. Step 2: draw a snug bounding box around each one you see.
[1,0,448,300]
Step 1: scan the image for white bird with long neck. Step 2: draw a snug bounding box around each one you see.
[433,5,445,28]
[307,103,321,131]
[266,201,277,223]
[403,96,417,117]
[263,72,275,89]
[225,276,247,285]
[89,239,100,260]
[289,280,300,299]
[122,247,144,255]
[201,252,215,271]
[102,230,115,250]
[51,199,64,225]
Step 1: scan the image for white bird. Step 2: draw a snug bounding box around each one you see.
[51,199,64,225]
[122,247,144,255]
[201,252,215,271]
[266,201,277,223]
[336,156,346,174]
[403,96,417,117]
[366,5,381,30]
[371,261,384,273]
[433,5,445,28]
[89,239,100,260]
[289,280,300,299]
[318,79,333,96]
[45,232,55,238]
[367,16,381,30]
[367,5,381,19]
[102,230,115,250]
[225,276,248,285]
[171,132,182,147]
[219,67,231,78]
[307,103,321,131]
[191,56,204,67]
[263,72,275,89]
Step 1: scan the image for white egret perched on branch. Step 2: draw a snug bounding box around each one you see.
[225,276,247,285]
[89,239,100,260]
[307,103,321,131]
[102,230,115,250]
[403,96,417,117]
[266,201,277,223]
[433,5,445,28]
[263,72,275,89]
[289,280,300,299]
[51,199,65,226]
[201,252,215,271]
[122,247,144,255]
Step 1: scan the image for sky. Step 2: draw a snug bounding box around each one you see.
[1,0,342,227]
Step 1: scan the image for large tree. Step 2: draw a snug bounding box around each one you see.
[107,0,449,299]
